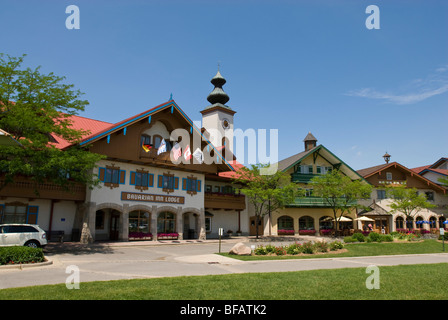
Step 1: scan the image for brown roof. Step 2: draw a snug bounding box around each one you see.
[277,146,317,172]
[356,163,389,178]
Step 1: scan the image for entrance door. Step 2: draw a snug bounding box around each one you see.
[249,216,263,236]
[374,218,389,234]
[110,212,120,241]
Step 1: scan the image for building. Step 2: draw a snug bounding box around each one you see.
[264,133,367,236]
[0,71,248,243]
[412,157,448,187]
[357,155,447,233]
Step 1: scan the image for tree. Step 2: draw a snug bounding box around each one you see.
[232,163,302,239]
[0,53,104,192]
[310,170,372,233]
[386,185,436,223]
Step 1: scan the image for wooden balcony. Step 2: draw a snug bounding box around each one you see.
[0,179,86,201]
[204,192,246,210]
[291,173,320,184]
[287,196,357,208]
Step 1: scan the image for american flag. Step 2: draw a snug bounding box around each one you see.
[172,142,181,160]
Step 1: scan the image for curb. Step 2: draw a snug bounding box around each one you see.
[0,259,53,270]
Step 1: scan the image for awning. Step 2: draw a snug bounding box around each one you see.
[355,216,375,222]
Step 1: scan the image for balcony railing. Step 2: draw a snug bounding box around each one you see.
[287,196,357,207]
[291,173,320,183]
[204,192,246,210]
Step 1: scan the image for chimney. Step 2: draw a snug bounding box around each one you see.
[303,132,317,151]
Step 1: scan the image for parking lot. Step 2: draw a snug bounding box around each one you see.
[1,238,448,289]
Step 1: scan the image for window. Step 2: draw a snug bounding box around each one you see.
[140,134,151,146]
[157,212,176,234]
[386,172,392,180]
[304,189,313,197]
[183,177,202,195]
[98,165,126,188]
[296,165,313,174]
[129,211,150,237]
[153,135,162,149]
[377,189,386,199]
[395,217,404,230]
[425,192,434,201]
[278,216,294,230]
[299,216,314,230]
[130,170,154,191]
[205,217,212,233]
[158,173,179,193]
[3,203,27,224]
[205,185,212,192]
[316,166,332,174]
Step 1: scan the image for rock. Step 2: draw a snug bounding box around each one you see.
[229,242,252,255]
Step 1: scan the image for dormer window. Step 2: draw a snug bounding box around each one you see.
[386,172,392,180]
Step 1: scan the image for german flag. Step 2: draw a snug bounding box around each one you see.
[142,144,152,152]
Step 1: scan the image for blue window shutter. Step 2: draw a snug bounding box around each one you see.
[26,206,39,224]
[174,177,179,189]
[182,178,187,190]
[148,174,154,187]
[157,175,163,188]
[197,180,201,192]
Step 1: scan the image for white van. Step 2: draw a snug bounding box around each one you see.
[0,224,47,248]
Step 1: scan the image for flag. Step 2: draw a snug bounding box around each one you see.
[193,148,204,164]
[142,144,152,152]
[184,145,192,161]
[157,139,166,155]
[171,142,181,161]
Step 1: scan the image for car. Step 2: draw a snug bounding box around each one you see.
[0,224,47,248]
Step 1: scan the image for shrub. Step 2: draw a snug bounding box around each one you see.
[302,241,315,254]
[286,243,302,255]
[368,232,381,242]
[265,244,276,254]
[329,241,344,251]
[314,241,328,253]
[254,246,267,255]
[343,236,355,243]
[0,246,45,265]
[352,232,366,242]
[439,233,448,241]
[274,246,287,256]
[380,234,393,242]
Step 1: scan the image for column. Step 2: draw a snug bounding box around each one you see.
[121,204,129,241]
[199,208,206,240]
[177,207,183,240]
[151,209,158,241]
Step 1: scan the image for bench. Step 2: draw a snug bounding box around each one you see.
[47,230,65,242]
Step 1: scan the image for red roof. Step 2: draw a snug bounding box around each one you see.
[218,160,246,179]
[52,114,112,149]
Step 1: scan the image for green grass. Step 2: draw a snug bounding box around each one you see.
[0,263,447,300]
[220,239,446,261]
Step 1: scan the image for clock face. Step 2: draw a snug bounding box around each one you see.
[222,119,230,130]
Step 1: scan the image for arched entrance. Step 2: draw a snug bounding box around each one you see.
[129,210,151,240]
[95,207,121,241]
[183,212,199,239]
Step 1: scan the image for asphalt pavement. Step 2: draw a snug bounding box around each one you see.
[1,237,447,289]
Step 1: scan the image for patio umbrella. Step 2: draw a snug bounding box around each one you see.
[333,216,352,222]
[355,216,374,222]
[443,221,448,224]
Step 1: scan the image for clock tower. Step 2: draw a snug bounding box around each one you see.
[200,69,236,159]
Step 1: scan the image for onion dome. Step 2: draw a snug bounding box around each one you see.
[207,71,230,105]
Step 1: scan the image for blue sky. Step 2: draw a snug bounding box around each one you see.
[1,0,447,171]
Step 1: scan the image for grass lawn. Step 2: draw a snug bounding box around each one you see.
[220,239,447,261]
[0,263,447,300]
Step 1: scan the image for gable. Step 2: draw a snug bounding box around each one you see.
[279,144,365,182]
[360,162,446,193]
[76,100,234,174]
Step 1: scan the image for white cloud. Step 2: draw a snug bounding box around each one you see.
[346,65,448,105]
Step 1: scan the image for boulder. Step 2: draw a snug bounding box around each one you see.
[229,242,252,256]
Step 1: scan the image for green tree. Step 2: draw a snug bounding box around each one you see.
[232,163,302,239]
[310,170,372,233]
[386,185,436,222]
[0,53,104,192]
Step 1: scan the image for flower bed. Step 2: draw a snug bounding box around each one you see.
[299,229,316,236]
[277,229,295,236]
[157,232,179,240]
[319,229,333,236]
[129,232,153,241]
[254,241,345,256]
